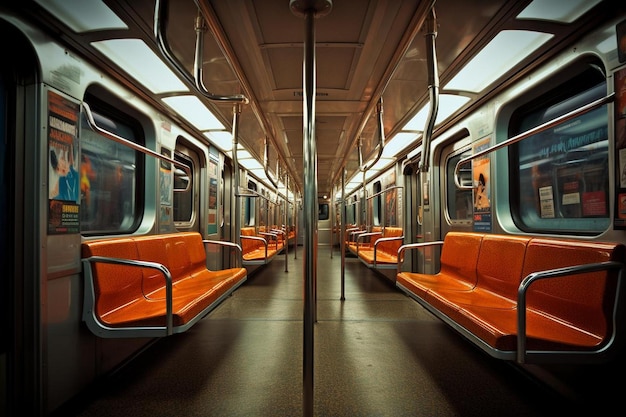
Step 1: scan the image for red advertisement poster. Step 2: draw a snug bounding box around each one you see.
[48,90,80,234]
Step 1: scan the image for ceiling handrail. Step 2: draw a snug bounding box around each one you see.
[154,0,248,104]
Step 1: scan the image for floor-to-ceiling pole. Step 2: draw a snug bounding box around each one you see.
[302,9,317,417]
[232,103,242,265]
[289,1,332,415]
[284,175,289,272]
[341,168,346,301]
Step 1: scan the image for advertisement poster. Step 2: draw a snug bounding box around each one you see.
[472,137,491,232]
[615,67,626,228]
[384,171,397,226]
[48,90,80,235]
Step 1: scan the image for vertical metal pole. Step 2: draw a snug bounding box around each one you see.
[284,175,289,272]
[232,103,242,266]
[418,9,438,218]
[340,169,346,301]
[330,191,334,259]
[362,170,367,229]
[290,3,331,415]
[294,193,298,260]
[302,8,317,417]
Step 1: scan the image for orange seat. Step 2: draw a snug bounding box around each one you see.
[396,232,625,364]
[357,226,404,269]
[240,226,279,264]
[82,232,247,338]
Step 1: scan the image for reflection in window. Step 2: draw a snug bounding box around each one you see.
[446,150,473,223]
[244,180,256,226]
[318,203,329,220]
[173,152,193,222]
[512,67,609,234]
[80,105,141,234]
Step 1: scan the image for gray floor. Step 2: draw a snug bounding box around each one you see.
[54,245,617,416]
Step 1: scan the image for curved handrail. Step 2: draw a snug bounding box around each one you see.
[453,92,615,190]
[154,0,248,104]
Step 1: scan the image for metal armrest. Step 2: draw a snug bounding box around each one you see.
[82,256,174,336]
[204,239,243,257]
[373,235,404,266]
[396,241,444,273]
[516,260,625,363]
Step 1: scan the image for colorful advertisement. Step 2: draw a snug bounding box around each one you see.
[48,90,80,234]
[615,67,626,228]
[472,137,491,232]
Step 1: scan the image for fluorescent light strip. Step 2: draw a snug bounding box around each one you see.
[204,131,232,151]
[382,132,420,158]
[444,30,553,93]
[402,94,470,131]
[162,95,225,130]
[92,39,188,94]
[516,0,602,24]
[36,0,127,32]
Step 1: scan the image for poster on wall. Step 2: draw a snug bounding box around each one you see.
[207,150,219,235]
[160,149,173,206]
[472,137,491,232]
[47,90,80,235]
[384,170,397,226]
[615,67,626,228]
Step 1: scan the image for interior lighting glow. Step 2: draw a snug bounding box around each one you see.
[240,159,265,171]
[517,0,602,23]
[237,149,253,160]
[444,30,553,93]
[92,39,188,94]
[402,94,470,131]
[382,132,420,158]
[596,35,616,54]
[250,168,269,179]
[204,131,232,151]
[162,95,225,130]
[36,0,127,32]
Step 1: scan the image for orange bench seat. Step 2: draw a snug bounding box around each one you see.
[240,226,280,265]
[396,232,625,364]
[81,232,247,338]
[347,226,382,255]
[356,226,403,269]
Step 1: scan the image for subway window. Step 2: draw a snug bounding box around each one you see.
[80,97,143,235]
[245,180,257,226]
[446,149,473,223]
[173,151,194,223]
[318,203,329,220]
[511,63,610,234]
[346,198,356,225]
[372,180,381,226]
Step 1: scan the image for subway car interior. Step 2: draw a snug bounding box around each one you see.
[2,0,626,416]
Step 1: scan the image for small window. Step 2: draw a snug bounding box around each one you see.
[345,198,356,225]
[244,180,257,226]
[446,150,473,223]
[318,203,329,220]
[80,98,143,235]
[511,64,609,234]
[173,152,193,223]
[372,181,382,226]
